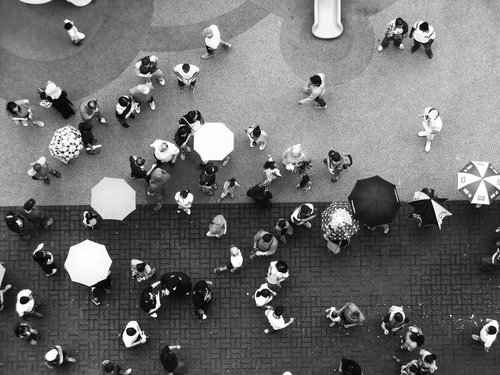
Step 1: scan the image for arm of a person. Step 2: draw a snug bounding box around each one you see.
[253,231,262,248]
[298,90,318,104]
[169,345,181,350]
[409,25,416,38]
[284,317,295,327]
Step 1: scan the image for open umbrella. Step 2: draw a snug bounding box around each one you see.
[408,191,452,229]
[65,240,112,286]
[0,263,5,286]
[348,175,400,227]
[91,177,136,220]
[457,161,500,205]
[321,202,359,241]
[49,125,83,164]
[194,122,234,161]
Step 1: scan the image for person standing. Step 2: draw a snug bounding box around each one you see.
[218,178,240,203]
[325,302,365,328]
[175,190,194,215]
[130,259,156,282]
[214,245,243,274]
[79,98,107,127]
[201,24,232,59]
[290,204,316,229]
[192,280,213,320]
[472,318,499,352]
[264,305,295,334]
[262,156,282,187]
[417,349,438,373]
[199,164,219,196]
[45,345,76,369]
[122,321,148,348]
[140,281,162,318]
[32,243,58,276]
[253,283,277,308]
[250,230,279,259]
[324,150,352,182]
[38,80,75,119]
[5,211,31,240]
[174,63,200,94]
[247,184,273,209]
[246,124,268,150]
[129,156,148,179]
[101,360,132,375]
[417,107,442,152]
[90,272,112,306]
[298,74,326,109]
[409,21,435,58]
[22,199,54,229]
[377,17,408,52]
[135,55,166,86]
[28,156,62,185]
[282,144,310,173]
[6,100,44,127]
[129,82,156,112]
[160,272,193,297]
[266,261,289,291]
[63,19,85,45]
[206,215,227,238]
[14,322,39,345]
[160,345,186,374]
[381,305,410,334]
[174,125,192,161]
[115,95,136,128]
[178,110,205,133]
[79,122,100,155]
[401,326,425,351]
[150,140,180,165]
[273,218,293,244]
[82,210,98,230]
[16,289,42,319]
[147,168,171,211]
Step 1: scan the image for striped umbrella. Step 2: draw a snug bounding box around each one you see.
[457,161,500,205]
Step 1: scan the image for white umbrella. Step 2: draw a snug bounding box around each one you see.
[194,122,234,161]
[457,161,500,205]
[65,240,112,286]
[0,263,5,286]
[91,177,136,220]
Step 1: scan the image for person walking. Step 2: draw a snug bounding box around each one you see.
[381,305,410,334]
[115,95,136,128]
[246,124,268,150]
[214,245,243,274]
[101,360,132,375]
[129,82,156,112]
[90,272,112,306]
[175,189,194,215]
[401,326,425,351]
[32,243,58,276]
[418,107,442,152]
[135,55,166,86]
[160,344,187,374]
[174,63,200,94]
[199,164,219,196]
[147,168,171,211]
[122,321,148,348]
[14,322,39,345]
[5,211,31,240]
[82,210,98,230]
[324,150,352,182]
[290,203,316,228]
[377,17,408,52]
[45,345,76,369]
[130,259,156,282]
[325,302,365,328]
[250,230,279,259]
[273,218,293,244]
[192,280,213,320]
[417,349,438,373]
[16,289,42,319]
[22,199,54,229]
[472,318,499,352]
[161,272,193,297]
[409,21,435,59]
[262,156,282,187]
[174,125,192,161]
[264,305,295,334]
[38,80,75,119]
[80,98,107,126]
[298,73,326,109]
[28,156,62,185]
[206,214,227,238]
[129,156,148,179]
[217,178,240,203]
[253,283,277,308]
[63,19,85,45]
[266,261,289,291]
[247,184,273,209]
[150,140,180,165]
[6,99,44,127]
[140,281,162,318]
[79,122,100,155]
[201,24,232,59]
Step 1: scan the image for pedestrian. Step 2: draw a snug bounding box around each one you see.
[32,243,58,276]
[160,344,187,375]
[282,144,310,174]
[14,322,39,345]
[214,245,243,274]
[161,272,193,297]
[472,318,499,352]
[192,280,213,320]
[409,21,435,58]
[201,24,232,59]
[392,357,420,375]
[16,289,42,319]
[45,345,76,369]
[199,163,219,196]
[295,160,312,192]
[80,98,107,126]
[417,107,442,152]
[381,305,410,335]
[22,199,54,229]
[38,80,75,119]
[135,55,166,86]
[28,156,62,185]
[130,259,156,282]
[253,282,277,308]
[0,283,12,311]
[377,17,408,52]
[115,95,136,128]
[417,349,438,373]
[150,139,180,165]
[206,214,227,238]
[290,203,316,228]
[175,189,194,215]
[401,326,425,351]
[5,211,32,240]
[6,99,44,127]
[266,260,289,291]
[325,302,365,328]
[174,125,192,161]
[129,82,156,112]
[178,110,205,133]
[218,178,240,203]
[63,19,85,45]
[298,73,326,109]
[147,168,171,211]
[101,360,132,375]
[82,210,98,230]
[129,156,148,179]
[90,272,111,306]
[140,281,162,318]
[339,358,363,375]
[174,63,200,94]
[481,242,500,270]
[246,124,268,150]
[324,150,352,182]
[273,218,293,244]
[122,321,148,348]
[264,305,295,334]
[262,155,282,186]
[250,230,279,259]
[247,184,273,209]
[79,122,100,155]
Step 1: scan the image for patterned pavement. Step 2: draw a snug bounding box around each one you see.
[0,201,499,374]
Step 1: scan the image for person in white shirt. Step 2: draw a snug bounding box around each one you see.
[63,19,85,45]
[472,319,499,352]
[150,140,180,164]
[253,283,276,308]
[201,25,232,59]
[122,321,148,348]
[173,63,200,94]
[135,55,165,86]
[175,189,194,215]
[16,289,42,319]
[214,245,243,273]
[130,259,156,282]
[264,305,295,333]
[418,107,442,152]
[266,261,289,291]
[409,21,435,59]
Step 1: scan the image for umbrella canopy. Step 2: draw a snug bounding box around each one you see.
[49,125,83,164]
[0,263,5,286]
[348,175,401,227]
[91,177,136,220]
[65,240,112,286]
[194,122,234,161]
[457,161,500,205]
[321,202,359,241]
[408,191,452,229]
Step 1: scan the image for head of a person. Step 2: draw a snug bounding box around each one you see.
[277,219,286,229]
[159,142,168,152]
[182,63,190,73]
[257,288,272,298]
[395,18,404,26]
[33,163,43,173]
[87,100,97,110]
[178,126,189,137]
[408,364,419,372]
[118,96,129,107]
[126,327,137,336]
[300,204,312,216]
[487,326,498,335]
[309,75,322,86]
[276,261,288,273]
[205,166,217,175]
[394,312,404,322]
[180,189,190,198]
[136,263,146,272]
[166,278,179,291]
[23,199,36,212]
[20,296,30,304]
[188,110,198,120]
[103,362,115,373]
[274,305,285,316]
[252,126,261,137]
[14,324,28,335]
[6,101,18,115]
[45,348,58,362]
[33,250,45,261]
[229,246,240,256]
[290,144,302,157]
[202,27,214,38]
[141,56,150,66]
[414,334,426,346]
[424,354,437,364]
[136,157,145,166]
[419,22,429,31]
[350,310,360,319]
[427,108,439,120]
[228,178,236,187]
[328,150,341,162]
[63,22,73,30]
[262,233,272,243]
[5,211,16,225]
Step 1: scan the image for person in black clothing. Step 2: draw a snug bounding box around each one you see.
[78,122,100,155]
[129,156,148,179]
[5,211,31,240]
[101,359,132,375]
[192,280,212,320]
[32,243,57,276]
[14,322,39,345]
[247,184,273,209]
[178,110,204,131]
[160,272,192,297]
[38,81,75,119]
[22,198,54,228]
[174,125,192,161]
[160,345,186,374]
[90,272,111,306]
[199,164,219,196]
[115,95,136,128]
[140,281,162,318]
[339,357,363,375]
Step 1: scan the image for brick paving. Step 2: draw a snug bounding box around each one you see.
[0,201,499,375]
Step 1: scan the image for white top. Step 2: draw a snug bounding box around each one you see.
[16,289,34,317]
[422,107,442,134]
[266,261,289,284]
[480,320,499,349]
[173,64,200,82]
[205,25,221,49]
[230,250,244,268]
[254,283,274,307]
[122,321,146,348]
[64,20,85,41]
[175,191,194,208]
[150,140,179,163]
[265,309,286,330]
[413,21,435,43]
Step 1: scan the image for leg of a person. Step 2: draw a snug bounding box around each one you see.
[177,80,185,87]
[190,79,196,87]
[206,46,215,55]
[173,361,187,374]
[381,35,392,47]
[393,37,402,47]
[423,41,433,57]
[412,39,421,51]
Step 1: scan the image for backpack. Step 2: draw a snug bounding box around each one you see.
[343,154,353,169]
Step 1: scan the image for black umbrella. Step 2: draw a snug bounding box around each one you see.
[348,176,401,227]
